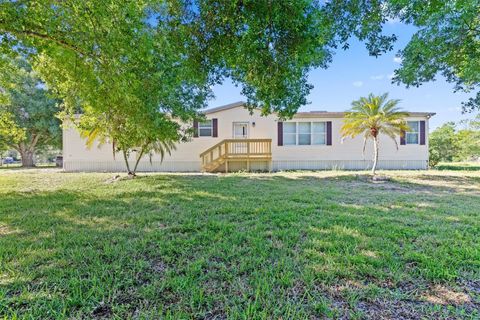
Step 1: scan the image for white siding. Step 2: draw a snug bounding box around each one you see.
[63,106,431,172]
[272,160,427,171]
[63,161,201,172]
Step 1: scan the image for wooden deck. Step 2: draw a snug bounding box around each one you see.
[200,139,272,172]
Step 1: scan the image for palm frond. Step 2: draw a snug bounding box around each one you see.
[341,93,408,141]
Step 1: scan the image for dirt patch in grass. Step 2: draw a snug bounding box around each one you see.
[356,299,425,320]
[393,173,480,194]
[0,224,19,236]
[422,285,472,305]
[314,279,479,319]
[336,176,432,194]
[150,260,167,274]
[92,302,112,319]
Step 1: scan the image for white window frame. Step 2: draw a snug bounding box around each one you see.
[283,121,327,146]
[406,121,420,145]
[198,120,213,137]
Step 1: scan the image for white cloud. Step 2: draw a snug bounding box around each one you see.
[393,56,403,64]
[352,81,363,87]
[388,73,395,79]
[370,74,384,80]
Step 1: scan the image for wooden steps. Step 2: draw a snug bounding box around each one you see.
[200,139,272,172]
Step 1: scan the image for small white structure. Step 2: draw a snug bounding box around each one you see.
[63,101,435,172]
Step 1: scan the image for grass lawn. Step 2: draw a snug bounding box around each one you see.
[0,170,479,319]
[436,162,480,171]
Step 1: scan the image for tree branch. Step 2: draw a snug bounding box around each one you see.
[0,26,92,59]
[28,133,40,153]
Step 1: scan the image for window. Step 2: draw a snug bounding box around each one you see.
[198,120,213,137]
[312,122,326,145]
[298,122,311,145]
[406,121,419,144]
[283,122,327,145]
[283,122,296,145]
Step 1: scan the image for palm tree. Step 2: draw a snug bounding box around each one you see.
[80,125,176,176]
[341,93,409,175]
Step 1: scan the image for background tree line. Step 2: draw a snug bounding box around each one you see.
[429,116,480,167]
[0,57,61,167]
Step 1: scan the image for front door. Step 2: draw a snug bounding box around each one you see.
[233,122,248,154]
[233,122,248,139]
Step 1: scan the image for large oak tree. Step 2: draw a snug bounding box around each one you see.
[0,0,338,173]
[0,57,61,167]
[0,1,478,173]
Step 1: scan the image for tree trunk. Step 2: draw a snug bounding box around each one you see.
[132,148,145,175]
[16,135,40,168]
[20,150,35,167]
[371,136,379,175]
[122,150,133,175]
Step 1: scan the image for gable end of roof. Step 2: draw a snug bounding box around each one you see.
[203,101,246,114]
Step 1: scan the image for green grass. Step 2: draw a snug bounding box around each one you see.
[0,163,56,170]
[0,163,21,170]
[0,170,479,319]
[436,162,480,171]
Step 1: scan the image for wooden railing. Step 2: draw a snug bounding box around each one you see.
[200,139,272,170]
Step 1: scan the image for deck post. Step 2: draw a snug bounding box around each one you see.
[246,141,250,172]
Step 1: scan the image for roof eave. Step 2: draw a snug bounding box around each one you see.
[202,102,436,119]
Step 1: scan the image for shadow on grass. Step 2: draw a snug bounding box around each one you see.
[0,173,478,318]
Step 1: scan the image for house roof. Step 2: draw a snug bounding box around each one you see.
[293,111,436,118]
[203,101,436,118]
[203,101,246,114]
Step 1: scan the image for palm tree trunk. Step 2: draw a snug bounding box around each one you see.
[372,136,379,175]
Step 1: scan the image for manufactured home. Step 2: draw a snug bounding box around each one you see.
[63,101,435,172]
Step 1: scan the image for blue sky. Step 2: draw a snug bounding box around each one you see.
[208,22,476,130]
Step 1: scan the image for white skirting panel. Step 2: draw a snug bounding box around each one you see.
[272,160,428,171]
[63,161,201,172]
[64,159,427,172]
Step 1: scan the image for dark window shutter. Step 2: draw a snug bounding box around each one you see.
[326,121,332,145]
[420,121,426,145]
[277,122,283,146]
[193,120,198,138]
[212,118,218,137]
[400,130,406,145]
